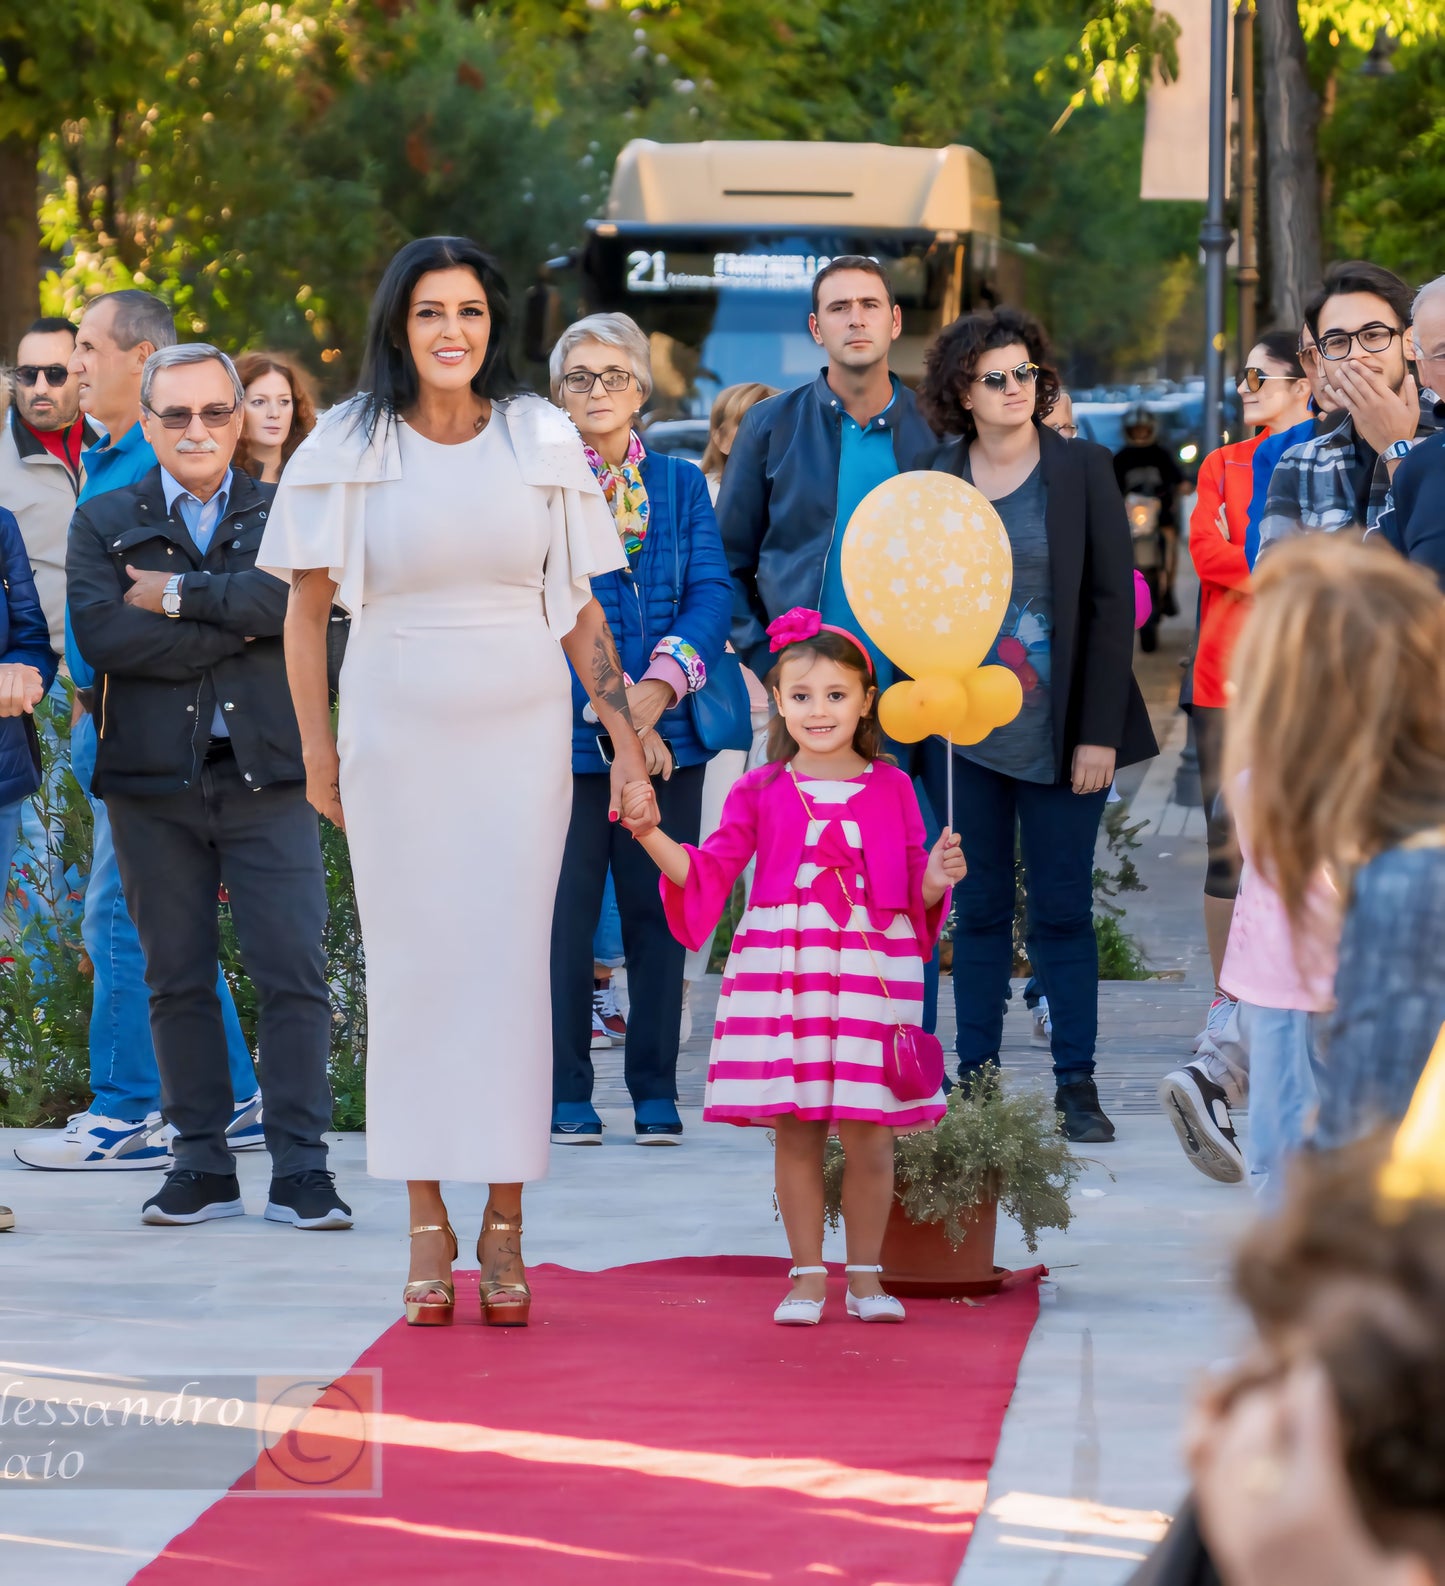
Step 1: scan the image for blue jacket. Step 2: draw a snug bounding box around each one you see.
[0,507,60,805]
[569,450,732,775]
[1375,412,1445,590]
[716,371,937,678]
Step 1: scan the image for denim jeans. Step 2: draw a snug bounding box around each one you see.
[922,742,1108,1081]
[1239,1002,1322,1208]
[592,871,624,969]
[72,714,255,1122]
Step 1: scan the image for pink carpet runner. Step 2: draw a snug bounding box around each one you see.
[136,1256,1041,1585]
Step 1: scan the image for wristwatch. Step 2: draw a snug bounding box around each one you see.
[1384,439,1414,462]
[161,574,183,618]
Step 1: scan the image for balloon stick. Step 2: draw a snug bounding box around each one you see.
[946,736,954,834]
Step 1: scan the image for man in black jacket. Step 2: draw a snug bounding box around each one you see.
[1375,274,1445,587]
[67,344,349,1231]
[716,256,936,683]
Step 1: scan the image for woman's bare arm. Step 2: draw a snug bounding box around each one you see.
[284,568,344,828]
[560,597,648,815]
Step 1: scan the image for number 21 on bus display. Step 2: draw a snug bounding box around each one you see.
[627,250,668,290]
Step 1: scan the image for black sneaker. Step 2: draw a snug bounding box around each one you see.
[1054,1077,1117,1144]
[142,1169,246,1225]
[1157,1063,1245,1184]
[264,1169,354,1230]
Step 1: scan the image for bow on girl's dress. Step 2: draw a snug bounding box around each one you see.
[801,818,887,930]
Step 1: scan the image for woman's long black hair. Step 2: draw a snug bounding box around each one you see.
[355,236,524,439]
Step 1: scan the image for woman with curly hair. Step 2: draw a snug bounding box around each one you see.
[912,307,1155,1143]
[234,351,317,483]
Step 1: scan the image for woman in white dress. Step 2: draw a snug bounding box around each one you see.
[259,237,647,1328]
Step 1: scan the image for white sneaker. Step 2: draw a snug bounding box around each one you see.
[150,1094,268,1154]
[590,1006,613,1050]
[1029,996,1052,1048]
[14,1110,171,1171]
[679,980,693,1045]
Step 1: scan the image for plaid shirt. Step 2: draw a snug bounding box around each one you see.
[1257,404,1440,553]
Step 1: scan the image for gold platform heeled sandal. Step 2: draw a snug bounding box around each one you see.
[478,1213,531,1328]
[403,1222,458,1327]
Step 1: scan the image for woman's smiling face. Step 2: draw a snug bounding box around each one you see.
[405,267,492,394]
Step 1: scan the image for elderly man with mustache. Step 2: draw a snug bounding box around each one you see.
[66,343,349,1232]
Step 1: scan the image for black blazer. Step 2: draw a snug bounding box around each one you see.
[911,420,1157,780]
[67,466,299,796]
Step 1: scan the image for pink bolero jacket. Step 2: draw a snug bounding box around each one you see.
[659,760,949,956]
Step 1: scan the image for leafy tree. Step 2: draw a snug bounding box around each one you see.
[0,0,184,349]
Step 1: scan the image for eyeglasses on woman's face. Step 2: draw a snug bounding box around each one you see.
[561,368,634,396]
[1047,420,1078,438]
[1316,322,1400,361]
[1236,367,1301,393]
[143,403,238,431]
[971,361,1039,393]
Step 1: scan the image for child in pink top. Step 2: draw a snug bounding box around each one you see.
[1217,821,1339,1203]
[622,609,965,1327]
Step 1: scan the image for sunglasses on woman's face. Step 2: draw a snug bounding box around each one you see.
[1236,367,1299,393]
[15,364,71,388]
[972,361,1039,393]
[143,403,238,431]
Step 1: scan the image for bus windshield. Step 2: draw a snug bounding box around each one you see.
[581,229,952,420]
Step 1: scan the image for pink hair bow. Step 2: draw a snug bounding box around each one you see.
[765,607,872,668]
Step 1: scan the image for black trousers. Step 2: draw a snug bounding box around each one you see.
[106,753,333,1178]
[550,764,706,1108]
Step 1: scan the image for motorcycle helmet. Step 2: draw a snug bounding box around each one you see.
[1123,404,1156,442]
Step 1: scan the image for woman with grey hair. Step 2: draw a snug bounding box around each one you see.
[548,312,735,1145]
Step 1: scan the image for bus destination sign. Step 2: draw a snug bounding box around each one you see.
[625,249,832,294]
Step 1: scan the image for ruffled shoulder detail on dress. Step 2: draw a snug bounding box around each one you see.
[496,395,605,496]
[279,396,401,487]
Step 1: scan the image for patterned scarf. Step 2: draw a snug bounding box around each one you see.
[583,430,650,557]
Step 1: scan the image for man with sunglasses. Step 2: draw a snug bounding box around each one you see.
[0,318,98,653]
[1258,260,1436,552]
[1375,275,1445,588]
[16,293,262,1176]
[65,343,348,1230]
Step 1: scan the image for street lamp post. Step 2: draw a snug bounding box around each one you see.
[1236,0,1258,360]
[1201,0,1234,454]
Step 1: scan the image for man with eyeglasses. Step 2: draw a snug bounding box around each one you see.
[1375,275,1445,588]
[65,343,348,1231]
[0,318,99,653]
[15,292,263,1175]
[1258,260,1436,552]
[717,255,935,688]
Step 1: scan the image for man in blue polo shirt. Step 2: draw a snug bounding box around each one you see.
[15,290,261,1172]
[718,255,935,686]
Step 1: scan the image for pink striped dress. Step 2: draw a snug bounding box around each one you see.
[702,771,946,1133]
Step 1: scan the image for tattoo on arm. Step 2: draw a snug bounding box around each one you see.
[590,626,634,726]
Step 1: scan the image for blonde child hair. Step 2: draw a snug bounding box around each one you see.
[1224,536,1445,936]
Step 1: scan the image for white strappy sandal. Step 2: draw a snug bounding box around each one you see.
[845,1264,906,1323]
[773,1265,828,1325]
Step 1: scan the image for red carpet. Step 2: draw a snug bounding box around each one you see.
[136,1256,1040,1585]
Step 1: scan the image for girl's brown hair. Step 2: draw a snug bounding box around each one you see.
[233,350,317,478]
[700,381,779,479]
[1224,535,1445,936]
[1232,1141,1445,1555]
[763,633,884,765]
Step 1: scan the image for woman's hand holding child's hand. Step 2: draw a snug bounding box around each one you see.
[620,780,661,837]
[925,829,967,896]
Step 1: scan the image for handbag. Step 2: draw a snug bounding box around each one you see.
[790,772,945,1103]
[669,458,754,754]
[686,644,754,753]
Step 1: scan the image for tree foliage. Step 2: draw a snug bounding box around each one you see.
[7,1,1438,387]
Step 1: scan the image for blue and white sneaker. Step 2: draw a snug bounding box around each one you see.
[14,1110,171,1171]
[149,1093,267,1155]
[225,1093,265,1151]
[551,1102,603,1145]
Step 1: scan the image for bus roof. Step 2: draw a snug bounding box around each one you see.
[605,140,1000,237]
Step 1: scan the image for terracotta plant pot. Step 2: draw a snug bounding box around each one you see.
[880,1193,1005,1297]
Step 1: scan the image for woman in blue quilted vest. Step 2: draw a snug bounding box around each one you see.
[549,313,733,1146]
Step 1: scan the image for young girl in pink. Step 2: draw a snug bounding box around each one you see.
[622,608,966,1326]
